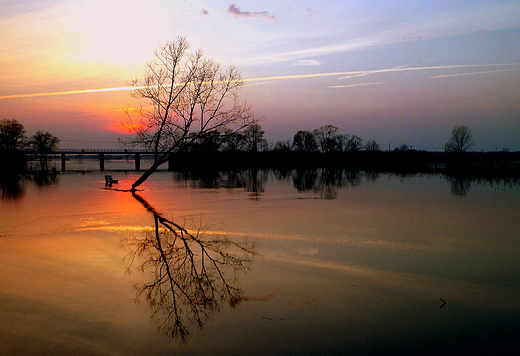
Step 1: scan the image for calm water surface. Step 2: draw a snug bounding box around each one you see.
[1,164,520,355]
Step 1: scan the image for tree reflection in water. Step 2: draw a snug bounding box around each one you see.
[0,172,59,201]
[292,168,363,199]
[448,176,472,197]
[445,174,520,197]
[125,192,256,343]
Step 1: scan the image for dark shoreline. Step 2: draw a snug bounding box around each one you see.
[2,150,520,178]
[169,150,520,176]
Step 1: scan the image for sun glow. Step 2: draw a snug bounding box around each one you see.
[74,0,169,64]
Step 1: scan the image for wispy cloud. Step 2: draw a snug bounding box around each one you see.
[296,60,321,66]
[2,64,518,100]
[329,83,381,89]
[227,4,275,20]
[260,37,380,63]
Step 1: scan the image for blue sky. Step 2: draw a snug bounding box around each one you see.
[1,0,519,150]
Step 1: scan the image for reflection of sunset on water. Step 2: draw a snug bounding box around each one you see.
[0,169,519,354]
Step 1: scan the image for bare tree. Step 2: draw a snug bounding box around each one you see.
[344,135,363,152]
[364,140,381,152]
[292,130,317,153]
[395,143,411,152]
[0,119,26,152]
[243,123,265,153]
[30,131,60,171]
[123,37,255,191]
[0,119,27,172]
[313,125,339,154]
[445,125,475,153]
[271,140,291,152]
[221,128,245,152]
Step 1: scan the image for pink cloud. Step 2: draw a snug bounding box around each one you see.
[226,4,275,20]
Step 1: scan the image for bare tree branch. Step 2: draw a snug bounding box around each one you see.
[121,37,256,190]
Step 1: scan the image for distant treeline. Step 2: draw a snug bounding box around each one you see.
[2,119,519,176]
[125,122,520,176]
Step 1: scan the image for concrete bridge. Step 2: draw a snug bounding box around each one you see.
[24,149,167,171]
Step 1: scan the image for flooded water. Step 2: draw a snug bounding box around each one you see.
[1,163,520,355]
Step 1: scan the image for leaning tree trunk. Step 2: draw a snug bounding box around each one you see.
[131,159,166,191]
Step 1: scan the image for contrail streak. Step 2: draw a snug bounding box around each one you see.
[1,63,518,100]
[428,67,519,78]
[329,82,381,89]
[0,86,137,100]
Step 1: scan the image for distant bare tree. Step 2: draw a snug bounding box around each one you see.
[221,128,245,152]
[292,131,306,152]
[344,135,363,152]
[364,140,381,151]
[122,37,256,191]
[243,123,265,153]
[292,130,317,153]
[0,119,26,152]
[395,143,411,152]
[445,125,475,153]
[313,125,339,154]
[30,131,60,170]
[0,119,27,172]
[336,134,349,152]
[272,140,291,152]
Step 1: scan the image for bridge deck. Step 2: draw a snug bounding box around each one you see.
[23,149,156,154]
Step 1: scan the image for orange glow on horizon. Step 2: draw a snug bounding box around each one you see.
[107,122,134,134]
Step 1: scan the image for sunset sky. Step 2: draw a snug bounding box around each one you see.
[1,0,519,151]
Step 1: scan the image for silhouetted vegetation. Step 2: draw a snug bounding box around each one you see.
[445,125,475,153]
[0,119,27,172]
[0,119,60,173]
[29,131,60,171]
[3,116,519,180]
[153,123,518,178]
[121,37,257,191]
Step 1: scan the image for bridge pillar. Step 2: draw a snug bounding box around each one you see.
[61,153,66,172]
[135,153,140,171]
[100,153,105,171]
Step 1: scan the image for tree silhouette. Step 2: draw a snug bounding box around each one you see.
[364,140,381,151]
[445,125,475,153]
[313,125,339,154]
[123,37,256,191]
[0,119,26,172]
[29,131,60,171]
[292,130,317,153]
[0,119,25,152]
[243,123,265,153]
[343,135,363,152]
